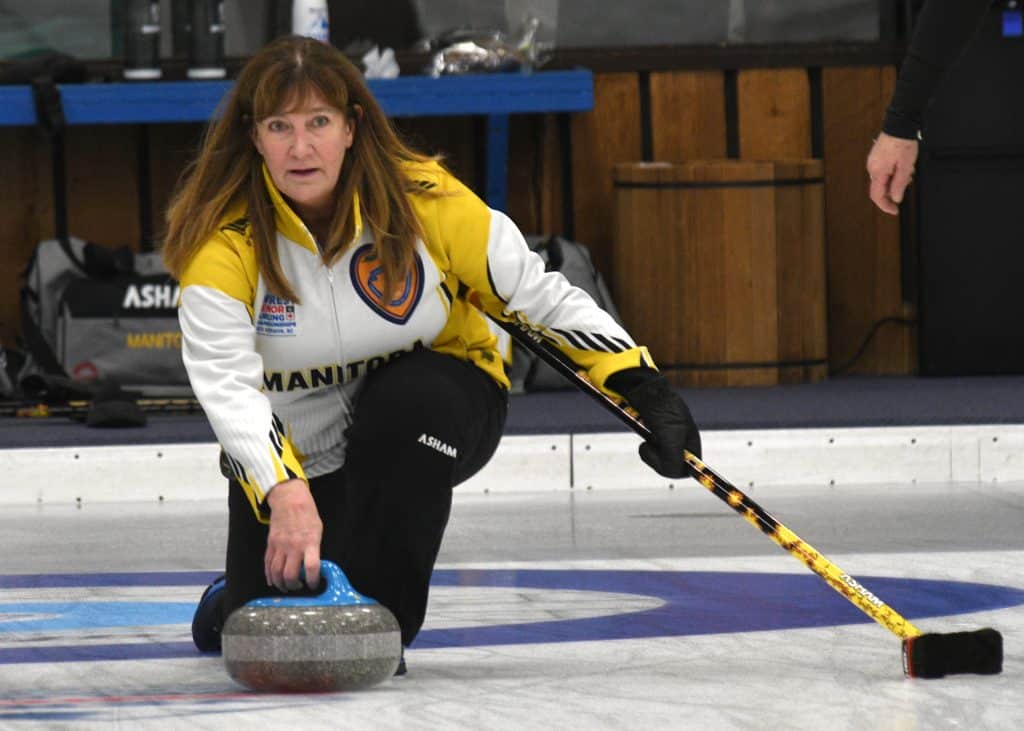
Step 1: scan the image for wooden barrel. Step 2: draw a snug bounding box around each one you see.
[613,160,827,387]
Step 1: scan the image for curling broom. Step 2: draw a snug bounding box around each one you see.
[492,314,1002,678]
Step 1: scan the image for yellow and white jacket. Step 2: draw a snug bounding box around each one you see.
[178,160,654,520]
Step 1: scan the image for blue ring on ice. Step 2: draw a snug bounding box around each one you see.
[0,569,1021,662]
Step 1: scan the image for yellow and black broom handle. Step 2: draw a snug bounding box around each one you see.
[683,451,921,638]
[492,313,922,640]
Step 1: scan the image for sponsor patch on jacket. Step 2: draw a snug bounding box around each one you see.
[349,243,424,325]
[255,294,297,336]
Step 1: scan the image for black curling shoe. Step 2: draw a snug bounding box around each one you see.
[191,574,226,653]
[395,649,407,676]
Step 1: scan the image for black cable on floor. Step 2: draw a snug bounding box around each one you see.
[831,317,917,377]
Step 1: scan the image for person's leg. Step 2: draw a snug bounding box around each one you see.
[191,351,506,651]
[336,349,507,647]
[190,478,271,653]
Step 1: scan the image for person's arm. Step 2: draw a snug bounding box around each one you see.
[178,230,319,591]
[868,0,990,214]
[422,167,701,477]
[883,0,992,139]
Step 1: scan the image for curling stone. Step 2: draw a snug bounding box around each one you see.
[222,560,402,692]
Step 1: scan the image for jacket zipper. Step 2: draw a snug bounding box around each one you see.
[305,220,350,414]
[324,262,352,415]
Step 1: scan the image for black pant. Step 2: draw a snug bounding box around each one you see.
[222,349,507,646]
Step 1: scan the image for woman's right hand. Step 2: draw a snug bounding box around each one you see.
[264,478,323,592]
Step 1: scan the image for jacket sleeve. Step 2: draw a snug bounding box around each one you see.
[883,0,991,138]
[178,230,305,522]
[429,169,656,394]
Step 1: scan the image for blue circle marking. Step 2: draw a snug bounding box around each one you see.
[0,603,194,632]
[1,569,1021,663]
[422,569,1024,647]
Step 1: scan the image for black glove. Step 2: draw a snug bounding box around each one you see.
[607,368,701,479]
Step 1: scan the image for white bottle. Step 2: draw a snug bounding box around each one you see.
[292,0,330,42]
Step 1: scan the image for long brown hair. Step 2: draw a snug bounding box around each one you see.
[163,35,436,303]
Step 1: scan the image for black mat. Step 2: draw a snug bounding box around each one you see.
[2,376,1023,449]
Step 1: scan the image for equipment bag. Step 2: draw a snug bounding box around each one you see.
[506,235,625,392]
[18,236,190,393]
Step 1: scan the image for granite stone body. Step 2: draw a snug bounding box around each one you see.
[222,562,402,692]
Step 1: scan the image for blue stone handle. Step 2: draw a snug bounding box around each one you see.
[246,560,377,608]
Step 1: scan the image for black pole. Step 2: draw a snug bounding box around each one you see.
[137,124,154,251]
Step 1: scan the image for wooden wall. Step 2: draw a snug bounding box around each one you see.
[568,67,915,376]
[0,63,915,379]
[822,67,915,374]
[569,73,643,284]
[0,123,206,350]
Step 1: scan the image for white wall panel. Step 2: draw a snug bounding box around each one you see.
[2,425,1022,506]
[0,443,222,505]
[457,435,570,494]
